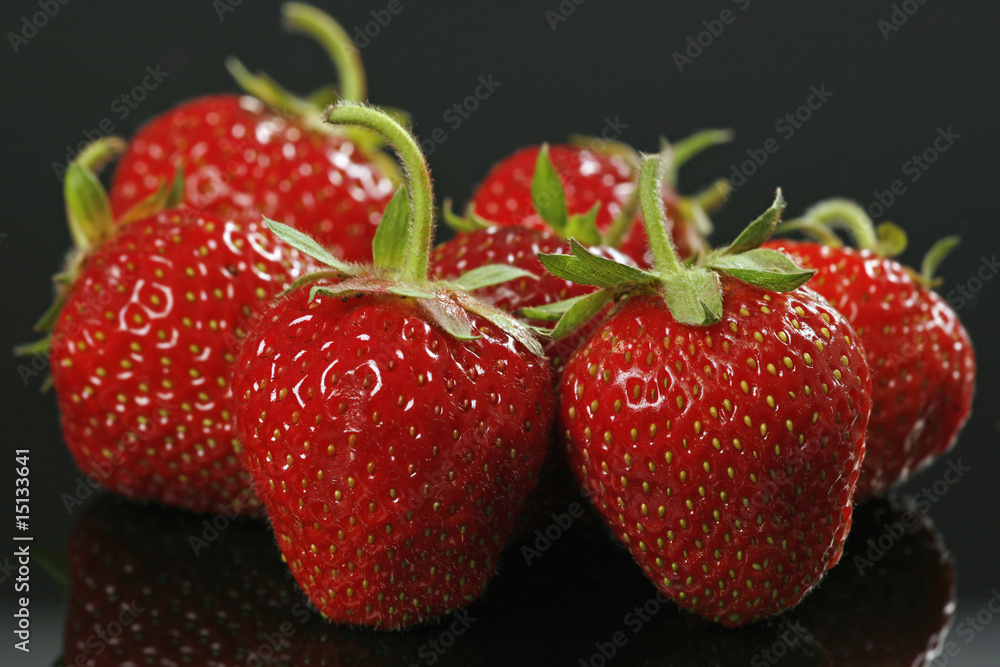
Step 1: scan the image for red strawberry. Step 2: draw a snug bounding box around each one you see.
[765,200,975,499]
[108,4,397,261]
[542,155,871,626]
[456,132,732,264]
[233,103,554,628]
[62,495,308,666]
[28,138,316,516]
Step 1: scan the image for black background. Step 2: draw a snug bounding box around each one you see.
[1,0,998,663]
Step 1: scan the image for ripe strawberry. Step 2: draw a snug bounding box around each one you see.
[233,103,554,628]
[765,200,975,499]
[28,138,316,516]
[541,155,871,626]
[108,3,396,261]
[62,495,308,666]
[454,132,732,265]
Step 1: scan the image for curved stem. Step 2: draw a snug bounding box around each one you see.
[283,2,367,103]
[326,103,433,283]
[803,199,878,251]
[638,154,684,276]
[775,218,844,247]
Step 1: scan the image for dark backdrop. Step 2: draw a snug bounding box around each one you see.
[1,0,998,660]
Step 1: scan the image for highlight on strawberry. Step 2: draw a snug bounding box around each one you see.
[18,137,319,517]
[533,153,872,626]
[232,103,556,629]
[108,3,400,261]
[766,200,975,499]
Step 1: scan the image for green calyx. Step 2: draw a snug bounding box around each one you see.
[535,153,814,334]
[776,197,961,288]
[263,102,546,358]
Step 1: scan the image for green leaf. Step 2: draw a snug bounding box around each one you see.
[920,236,960,284]
[441,198,490,232]
[564,203,603,246]
[64,164,113,249]
[372,186,411,271]
[451,264,537,291]
[874,221,908,258]
[459,293,546,358]
[531,144,569,233]
[569,239,657,285]
[386,284,436,299]
[718,189,785,256]
[537,253,606,287]
[421,297,479,341]
[549,289,614,339]
[661,269,724,326]
[264,217,360,275]
[519,294,589,322]
[708,248,815,292]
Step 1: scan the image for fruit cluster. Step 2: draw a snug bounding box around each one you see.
[28,3,974,635]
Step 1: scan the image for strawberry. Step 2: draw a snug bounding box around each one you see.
[450,132,732,265]
[233,103,555,628]
[765,200,975,499]
[24,138,316,516]
[108,3,397,261]
[795,495,955,666]
[62,495,308,666]
[539,155,871,626]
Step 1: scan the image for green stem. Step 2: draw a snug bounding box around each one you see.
[775,218,844,247]
[638,154,685,276]
[326,103,433,283]
[283,2,367,102]
[601,190,639,250]
[803,199,878,250]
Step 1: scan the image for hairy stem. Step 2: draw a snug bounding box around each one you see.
[283,2,367,102]
[638,154,684,276]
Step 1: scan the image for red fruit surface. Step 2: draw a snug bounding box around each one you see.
[765,240,975,499]
[109,94,395,261]
[431,225,634,375]
[50,208,315,516]
[233,287,555,628]
[560,280,871,626]
[469,144,696,263]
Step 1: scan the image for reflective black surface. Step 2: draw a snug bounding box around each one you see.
[33,493,959,666]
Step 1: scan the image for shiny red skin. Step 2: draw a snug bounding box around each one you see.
[560,282,871,626]
[233,288,555,628]
[63,496,305,666]
[469,143,696,264]
[51,208,315,516]
[431,225,635,376]
[109,94,395,261]
[765,240,975,499]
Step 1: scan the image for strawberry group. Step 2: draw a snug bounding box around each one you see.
[765,201,975,498]
[546,156,871,625]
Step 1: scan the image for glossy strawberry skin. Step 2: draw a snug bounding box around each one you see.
[560,281,871,626]
[431,225,634,375]
[109,94,395,261]
[233,288,555,628]
[63,495,306,667]
[51,208,316,517]
[469,144,696,263]
[765,240,975,499]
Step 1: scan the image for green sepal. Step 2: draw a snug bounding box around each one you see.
[386,284,436,299]
[660,269,724,326]
[279,270,346,297]
[450,264,537,292]
[13,335,52,358]
[372,186,411,271]
[707,248,815,292]
[226,57,309,117]
[920,236,961,285]
[264,217,361,276]
[441,199,491,233]
[531,143,569,233]
[421,296,479,341]
[519,294,589,322]
[539,240,656,289]
[119,166,186,224]
[64,163,113,250]
[546,289,614,340]
[564,202,602,246]
[458,292,546,358]
[874,221,908,258]
[717,189,785,256]
[569,239,657,284]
